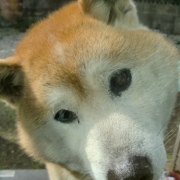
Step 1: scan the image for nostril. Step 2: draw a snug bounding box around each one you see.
[139,176,146,180]
[107,170,118,180]
[139,175,152,180]
[129,156,153,180]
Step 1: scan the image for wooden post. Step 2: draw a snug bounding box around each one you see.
[170,125,180,171]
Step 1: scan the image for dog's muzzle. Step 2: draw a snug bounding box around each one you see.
[107,156,153,180]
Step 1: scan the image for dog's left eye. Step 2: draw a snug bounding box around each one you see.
[110,69,131,96]
[54,109,77,123]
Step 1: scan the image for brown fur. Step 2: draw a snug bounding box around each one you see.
[0,1,179,180]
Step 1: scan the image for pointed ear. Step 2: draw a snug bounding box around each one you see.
[79,0,145,29]
[0,56,24,108]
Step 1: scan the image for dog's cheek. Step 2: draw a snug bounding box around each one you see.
[142,135,166,180]
[17,117,90,172]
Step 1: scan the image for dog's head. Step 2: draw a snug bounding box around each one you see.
[0,0,179,180]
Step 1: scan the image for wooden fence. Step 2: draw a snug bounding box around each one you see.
[0,0,180,35]
[136,2,180,35]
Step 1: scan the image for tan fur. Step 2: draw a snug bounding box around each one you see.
[0,0,179,180]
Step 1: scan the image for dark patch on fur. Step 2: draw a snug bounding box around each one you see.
[0,65,24,104]
[108,8,116,25]
[0,73,22,96]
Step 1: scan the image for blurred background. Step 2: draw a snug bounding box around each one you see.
[0,0,180,33]
[0,0,180,171]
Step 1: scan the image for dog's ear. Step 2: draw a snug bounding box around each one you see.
[79,0,145,29]
[0,56,24,108]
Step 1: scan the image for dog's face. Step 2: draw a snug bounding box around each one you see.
[0,0,179,180]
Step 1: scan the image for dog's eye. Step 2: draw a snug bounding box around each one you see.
[110,69,131,96]
[54,110,77,123]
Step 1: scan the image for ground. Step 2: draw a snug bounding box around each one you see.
[0,28,179,170]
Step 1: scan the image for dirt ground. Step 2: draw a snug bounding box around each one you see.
[0,28,180,170]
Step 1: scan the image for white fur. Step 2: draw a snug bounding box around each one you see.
[1,0,178,179]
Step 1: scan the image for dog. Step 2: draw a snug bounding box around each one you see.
[0,0,179,179]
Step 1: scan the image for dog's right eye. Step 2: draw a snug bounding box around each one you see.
[54,109,77,123]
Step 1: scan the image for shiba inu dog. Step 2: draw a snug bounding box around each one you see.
[0,0,179,179]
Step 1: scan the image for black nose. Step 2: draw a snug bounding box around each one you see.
[107,156,153,180]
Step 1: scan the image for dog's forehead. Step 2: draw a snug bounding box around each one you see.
[37,31,126,91]
[17,19,178,104]
[40,29,170,83]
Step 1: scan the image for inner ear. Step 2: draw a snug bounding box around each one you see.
[0,57,24,107]
[79,0,144,30]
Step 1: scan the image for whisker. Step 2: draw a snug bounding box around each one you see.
[79,173,90,180]
[164,127,178,140]
[164,133,177,146]
[174,103,180,109]
[165,145,174,151]
[157,121,169,136]
[157,93,180,136]
[164,127,177,137]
